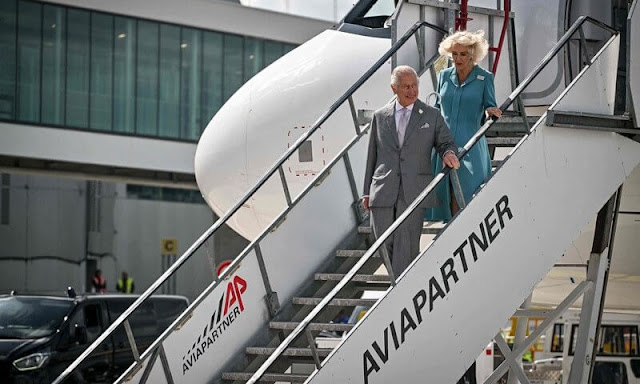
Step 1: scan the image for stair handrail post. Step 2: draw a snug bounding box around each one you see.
[246,16,619,384]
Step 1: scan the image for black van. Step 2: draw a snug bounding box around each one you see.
[0,293,189,384]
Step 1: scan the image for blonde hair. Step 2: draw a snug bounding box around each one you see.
[438,30,489,64]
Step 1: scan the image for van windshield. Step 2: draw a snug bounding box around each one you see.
[0,297,73,339]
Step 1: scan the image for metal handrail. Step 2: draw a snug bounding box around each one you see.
[246,16,618,383]
[52,20,447,384]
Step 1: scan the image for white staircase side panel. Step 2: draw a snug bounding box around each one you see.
[307,124,640,384]
[307,35,640,384]
[551,36,619,115]
[160,253,269,382]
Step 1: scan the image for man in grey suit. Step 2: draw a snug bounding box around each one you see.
[363,65,459,276]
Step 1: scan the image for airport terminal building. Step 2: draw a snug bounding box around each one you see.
[0,0,333,299]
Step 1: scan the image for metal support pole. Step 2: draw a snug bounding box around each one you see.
[254,244,280,317]
[494,335,532,384]
[139,347,160,384]
[506,294,532,384]
[343,153,365,222]
[415,30,426,72]
[278,165,293,206]
[450,169,467,209]
[348,96,361,135]
[305,329,322,369]
[578,26,590,68]
[420,5,427,72]
[567,190,619,384]
[488,14,495,70]
[158,344,175,384]
[483,281,591,384]
[123,319,141,362]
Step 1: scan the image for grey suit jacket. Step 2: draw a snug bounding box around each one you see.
[363,98,457,208]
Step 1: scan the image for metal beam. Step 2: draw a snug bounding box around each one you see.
[482,281,591,384]
[507,295,532,384]
[568,190,620,384]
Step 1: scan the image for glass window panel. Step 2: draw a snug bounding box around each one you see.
[201,31,223,129]
[136,20,159,136]
[243,37,263,82]
[592,362,628,384]
[550,323,564,352]
[180,28,202,140]
[66,8,90,128]
[364,0,396,18]
[114,16,136,133]
[223,34,242,102]
[597,325,640,356]
[158,24,180,138]
[631,359,640,378]
[0,0,17,120]
[17,0,41,123]
[41,5,66,126]
[90,13,113,131]
[264,40,283,68]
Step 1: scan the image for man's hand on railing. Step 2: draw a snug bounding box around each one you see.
[362,196,370,211]
[443,151,460,169]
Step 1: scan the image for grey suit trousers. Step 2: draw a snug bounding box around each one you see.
[370,182,425,277]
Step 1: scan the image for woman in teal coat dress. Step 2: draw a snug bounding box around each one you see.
[428,30,502,222]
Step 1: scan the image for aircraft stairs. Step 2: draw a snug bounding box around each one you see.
[51,4,640,384]
[221,18,640,384]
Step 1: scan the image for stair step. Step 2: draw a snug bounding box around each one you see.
[292,297,377,306]
[270,321,354,332]
[486,137,522,146]
[357,221,444,236]
[336,249,367,257]
[314,273,390,282]
[246,346,334,357]
[221,372,308,382]
[354,282,391,291]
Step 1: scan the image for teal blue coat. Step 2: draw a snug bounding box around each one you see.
[427,65,496,221]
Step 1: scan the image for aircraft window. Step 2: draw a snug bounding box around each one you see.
[592,361,628,384]
[298,140,313,162]
[550,323,564,352]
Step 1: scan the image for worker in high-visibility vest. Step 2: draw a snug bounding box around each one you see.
[116,271,135,293]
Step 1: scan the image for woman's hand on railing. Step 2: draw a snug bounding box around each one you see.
[486,107,502,118]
